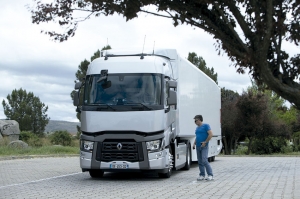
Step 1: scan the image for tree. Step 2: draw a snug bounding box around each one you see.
[235,89,269,154]
[70,45,112,136]
[2,88,50,136]
[29,0,300,109]
[235,85,291,154]
[221,88,240,154]
[188,52,218,84]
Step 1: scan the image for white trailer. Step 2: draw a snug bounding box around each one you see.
[73,49,222,178]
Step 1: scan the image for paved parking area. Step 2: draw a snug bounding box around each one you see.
[0,156,299,199]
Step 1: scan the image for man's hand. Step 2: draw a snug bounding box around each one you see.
[193,144,196,150]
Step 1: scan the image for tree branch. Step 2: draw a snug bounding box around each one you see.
[212,1,249,54]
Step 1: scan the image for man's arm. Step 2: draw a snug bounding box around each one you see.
[201,130,213,146]
[205,130,213,143]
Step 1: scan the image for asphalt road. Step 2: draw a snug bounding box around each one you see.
[0,156,299,199]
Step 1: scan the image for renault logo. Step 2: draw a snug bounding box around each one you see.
[117,143,122,150]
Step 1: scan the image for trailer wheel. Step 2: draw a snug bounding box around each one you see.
[212,156,215,162]
[89,169,104,178]
[158,147,173,178]
[183,143,191,170]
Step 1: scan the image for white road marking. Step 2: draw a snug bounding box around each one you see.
[0,172,82,189]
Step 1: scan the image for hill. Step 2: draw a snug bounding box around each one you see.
[44,120,80,135]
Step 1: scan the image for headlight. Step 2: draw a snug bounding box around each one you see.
[81,140,94,152]
[146,140,161,152]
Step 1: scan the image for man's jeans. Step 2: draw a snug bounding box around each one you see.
[196,144,213,176]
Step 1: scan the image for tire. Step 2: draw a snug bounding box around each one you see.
[208,157,212,162]
[158,147,173,178]
[89,169,104,178]
[211,156,215,162]
[183,143,191,170]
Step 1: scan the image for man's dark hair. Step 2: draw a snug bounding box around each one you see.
[194,115,203,122]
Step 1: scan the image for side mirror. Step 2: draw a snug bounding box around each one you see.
[168,81,177,89]
[73,91,80,106]
[75,82,82,90]
[167,90,177,105]
[102,81,111,89]
[97,69,108,83]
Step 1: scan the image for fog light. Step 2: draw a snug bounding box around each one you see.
[156,151,163,159]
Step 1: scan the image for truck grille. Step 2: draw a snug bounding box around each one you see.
[96,140,144,162]
[103,143,137,151]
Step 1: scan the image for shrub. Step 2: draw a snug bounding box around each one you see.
[292,131,300,152]
[50,131,72,146]
[20,131,35,142]
[235,145,248,155]
[20,131,42,147]
[28,137,43,147]
[281,144,293,153]
[251,137,287,154]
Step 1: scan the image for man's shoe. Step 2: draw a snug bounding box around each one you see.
[206,175,214,181]
[197,176,205,181]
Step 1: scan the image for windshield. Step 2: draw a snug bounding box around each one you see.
[84,73,162,105]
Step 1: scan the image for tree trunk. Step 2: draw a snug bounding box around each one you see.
[247,137,253,155]
[222,137,229,155]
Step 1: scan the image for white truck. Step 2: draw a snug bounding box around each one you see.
[73,49,222,178]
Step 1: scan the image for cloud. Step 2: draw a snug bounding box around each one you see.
[0,0,252,122]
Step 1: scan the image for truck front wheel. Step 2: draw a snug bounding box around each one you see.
[89,169,104,178]
[158,147,173,178]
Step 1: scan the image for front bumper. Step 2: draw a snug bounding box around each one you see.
[80,149,170,172]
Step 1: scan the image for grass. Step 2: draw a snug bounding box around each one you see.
[1,137,299,158]
[0,145,79,157]
[220,144,300,156]
[0,137,80,158]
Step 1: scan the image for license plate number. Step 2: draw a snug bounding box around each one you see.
[110,164,129,169]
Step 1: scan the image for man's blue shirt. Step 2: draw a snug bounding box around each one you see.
[195,123,211,146]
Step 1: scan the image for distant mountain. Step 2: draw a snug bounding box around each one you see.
[44,120,80,135]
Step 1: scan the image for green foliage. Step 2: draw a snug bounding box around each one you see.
[221,88,240,155]
[187,52,218,84]
[235,90,269,153]
[19,131,43,147]
[221,83,292,155]
[235,145,248,155]
[292,131,300,151]
[2,88,50,136]
[0,145,79,156]
[264,90,297,125]
[0,132,79,156]
[50,131,72,146]
[19,131,36,143]
[251,137,288,155]
[280,144,294,154]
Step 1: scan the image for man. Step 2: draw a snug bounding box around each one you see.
[192,115,214,181]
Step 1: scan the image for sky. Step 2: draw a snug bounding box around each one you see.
[0,0,253,122]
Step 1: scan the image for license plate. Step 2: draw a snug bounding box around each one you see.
[110,164,129,169]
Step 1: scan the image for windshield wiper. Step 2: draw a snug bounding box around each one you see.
[127,103,152,110]
[90,103,116,111]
